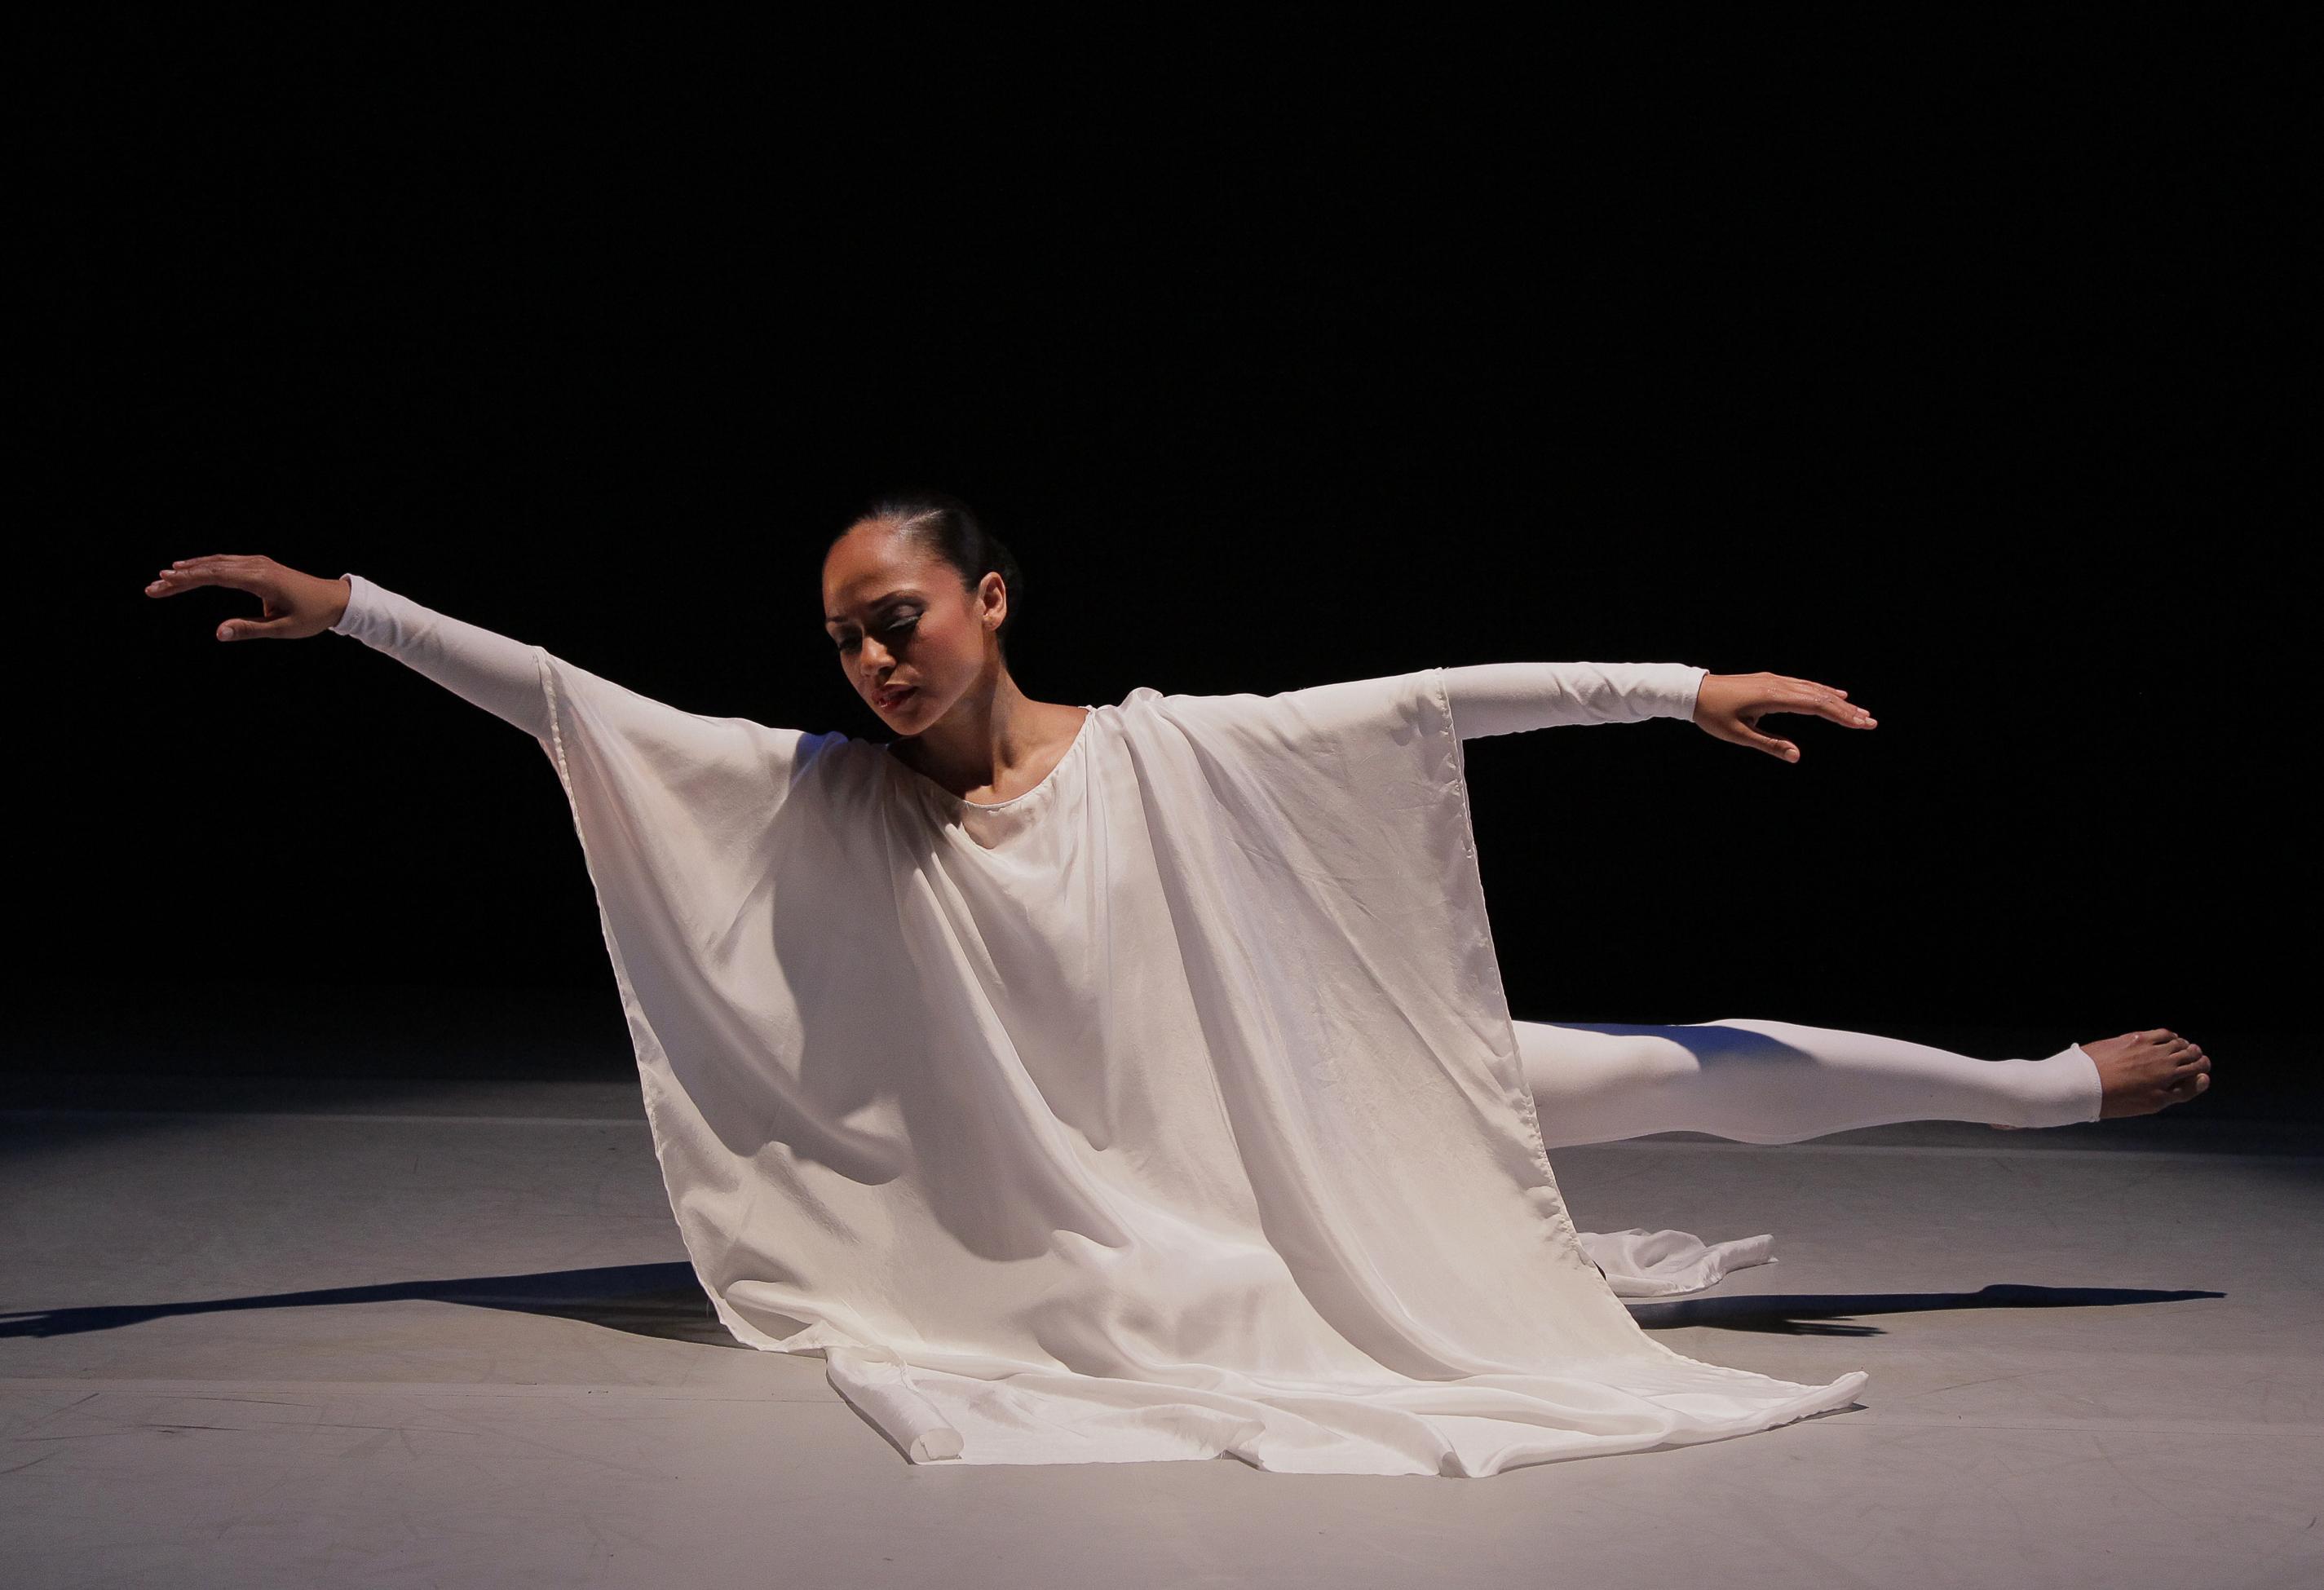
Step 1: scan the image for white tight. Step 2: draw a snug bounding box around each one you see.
[1513,1016,2105,1150]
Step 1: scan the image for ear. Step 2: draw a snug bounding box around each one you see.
[978,570,1008,629]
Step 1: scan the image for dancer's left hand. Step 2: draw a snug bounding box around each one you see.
[1691,673,1876,764]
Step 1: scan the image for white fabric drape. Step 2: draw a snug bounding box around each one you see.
[516,638,1865,1474]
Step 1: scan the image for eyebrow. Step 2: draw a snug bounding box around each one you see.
[823,590,922,629]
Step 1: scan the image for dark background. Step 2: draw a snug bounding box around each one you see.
[21,19,2306,1120]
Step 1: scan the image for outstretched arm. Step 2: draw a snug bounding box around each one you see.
[1442,660,1708,739]
[326,572,551,739]
[144,554,554,739]
[1443,661,1879,762]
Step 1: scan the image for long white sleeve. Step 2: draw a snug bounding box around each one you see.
[329,572,551,739]
[1441,661,1707,740]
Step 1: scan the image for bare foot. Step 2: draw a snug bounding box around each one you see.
[2083,1028,2212,1119]
[1988,1028,2211,1127]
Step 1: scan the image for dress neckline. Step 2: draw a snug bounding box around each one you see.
[887,705,1098,812]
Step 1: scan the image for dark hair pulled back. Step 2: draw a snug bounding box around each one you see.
[836,488,1027,654]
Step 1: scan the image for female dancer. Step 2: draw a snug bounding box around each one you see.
[139,495,2216,1477]
[145,502,2211,1146]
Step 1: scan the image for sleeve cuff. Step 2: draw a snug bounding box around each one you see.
[329,572,370,637]
[1676,665,1707,722]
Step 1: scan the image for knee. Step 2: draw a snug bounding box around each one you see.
[1520,1024,1700,1099]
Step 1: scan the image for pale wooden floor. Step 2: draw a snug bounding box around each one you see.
[4,1083,2317,1589]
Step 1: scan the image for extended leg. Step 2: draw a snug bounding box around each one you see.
[1513,1016,2107,1150]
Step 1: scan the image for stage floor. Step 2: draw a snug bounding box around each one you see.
[4,1080,2317,1588]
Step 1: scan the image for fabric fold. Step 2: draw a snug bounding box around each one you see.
[1577,1229,1779,1298]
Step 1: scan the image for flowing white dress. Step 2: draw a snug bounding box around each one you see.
[331,573,1867,1476]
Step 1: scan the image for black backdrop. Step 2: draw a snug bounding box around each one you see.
[24,18,2304,1118]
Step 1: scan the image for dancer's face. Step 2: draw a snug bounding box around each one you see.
[822,519,1005,734]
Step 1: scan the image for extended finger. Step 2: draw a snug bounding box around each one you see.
[217,614,297,641]
[143,567,204,599]
[1725,722,1801,763]
[144,566,214,596]
[1811,694,1877,728]
[148,557,266,595]
[1774,679,1876,729]
[145,568,228,597]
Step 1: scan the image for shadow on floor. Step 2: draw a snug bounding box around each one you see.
[0,1261,753,1348]
[1628,1282,2225,1336]
[2,1265,2223,1350]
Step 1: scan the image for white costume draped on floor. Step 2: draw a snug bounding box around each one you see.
[331,574,1867,1475]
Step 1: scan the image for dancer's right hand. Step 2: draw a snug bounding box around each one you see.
[144,554,349,642]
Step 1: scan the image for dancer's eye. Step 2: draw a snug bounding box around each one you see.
[832,614,917,651]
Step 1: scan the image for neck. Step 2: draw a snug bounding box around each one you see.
[895,669,1059,794]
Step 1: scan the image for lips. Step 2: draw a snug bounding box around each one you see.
[875,685,916,709]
